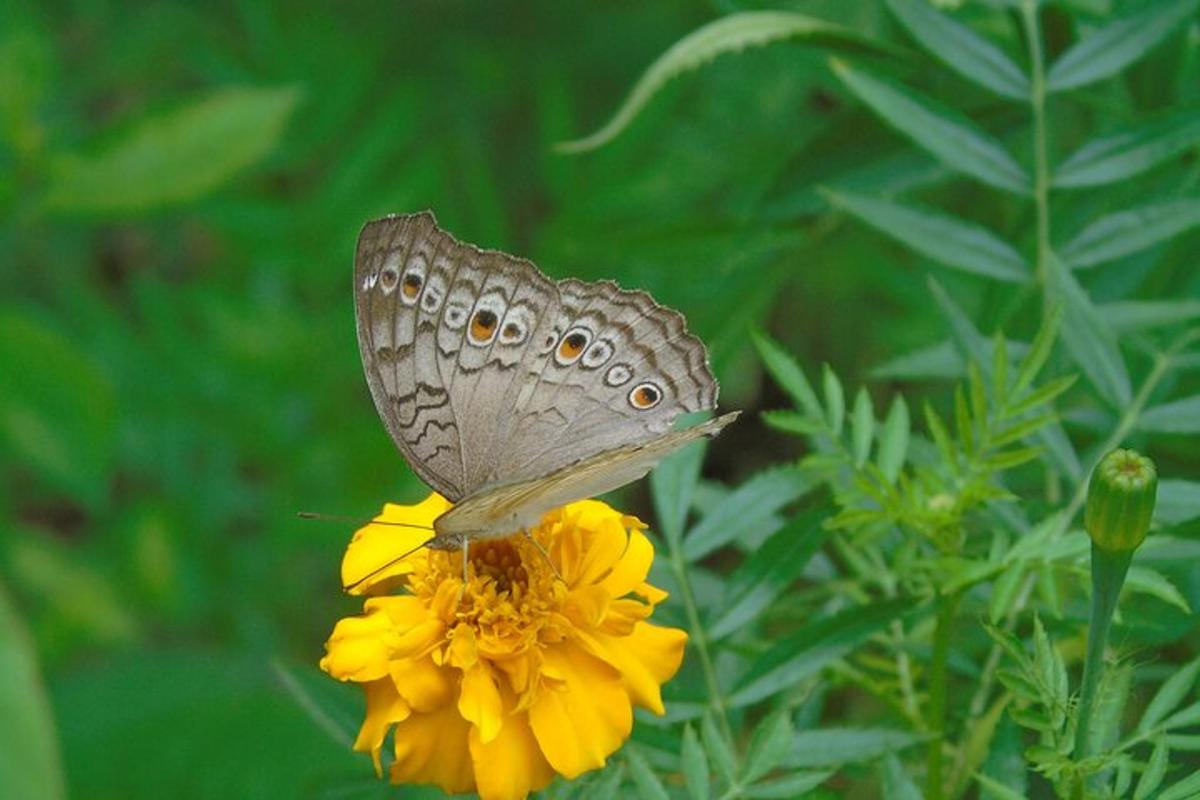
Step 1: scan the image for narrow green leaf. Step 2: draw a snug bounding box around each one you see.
[1157,764,1200,800]
[46,85,300,213]
[1140,395,1200,433]
[830,59,1030,194]
[885,0,1029,99]
[924,403,958,471]
[879,753,922,799]
[824,189,1029,281]
[684,468,814,561]
[969,361,988,431]
[851,388,874,467]
[730,599,916,707]
[871,340,964,381]
[0,583,65,800]
[751,329,823,417]
[1059,199,1200,268]
[955,384,974,454]
[1006,375,1077,419]
[992,332,1009,408]
[626,747,670,800]
[709,512,826,641]
[1054,111,1200,188]
[786,728,927,768]
[975,772,1030,800]
[651,436,708,546]
[1162,700,1200,730]
[989,563,1026,624]
[1102,300,1200,331]
[742,707,795,784]
[744,771,833,798]
[1125,566,1192,613]
[701,713,738,786]
[1139,657,1200,733]
[822,365,845,436]
[761,410,824,437]
[1134,736,1169,799]
[557,12,874,153]
[1044,254,1131,407]
[1014,306,1062,396]
[877,396,910,483]
[681,724,710,800]
[1156,479,1200,524]
[990,414,1057,448]
[579,763,626,800]
[1047,0,1200,92]
[927,276,990,364]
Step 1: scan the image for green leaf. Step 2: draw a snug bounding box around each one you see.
[851,387,874,466]
[1134,736,1169,799]
[701,713,738,786]
[709,511,826,641]
[823,189,1029,282]
[751,329,823,418]
[730,599,916,707]
[742,707,795,784]
[762,410,825,437]
[626,747,670,800]
[1139,395,1200,433]
[683,468,814,561]
[879,753,922,800]
[876,396,910,483]
[651,435,709,545]
[1053,111,1200,188]
[1058,199,1200,268]
[580,763,627,800]
[0,311,116,509]
[1014,306,1062,396]
[975,772,1029,800]
[1044,254,1131,407]
[1101,300,1200,331]
[1046,0,1200,92]
[870,340,964,381]
[744,771,833,798]
[1162,700,1200,730]
[830,59,1030,194]
[0,582,65,800]
[681,724,710,800]
[556,12,873,153]
[885,0,1029,100]
[45,85,300,213]
[822,365,845,437]
[1158,767,1200,800]
[1139,657,1200,733]
[786,728,927,768]
[1125,566,1192,613]
[1156,479,1200,524]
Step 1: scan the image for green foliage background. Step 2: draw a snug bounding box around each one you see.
[2,0,1199,798]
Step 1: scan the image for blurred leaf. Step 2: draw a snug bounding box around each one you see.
[870,340,964,381]
[45,85,300,213]
[879,753,922,799]
[1124,566,1192,613]
[709,511,826,641]
[1156,479,1200,524]
[830,58,1030,194]
[579,763,626,800]
[1058,199,1200,268]
[1158,766,1200,800]
[975,772,1029,800]
[680,724,710,800]
[1134,737,1169,800]
[851,388,874,467]
[1053,111,1200,188]
[1139,657,1200,734]
[743,770,832,798]
[557,12,875,153]
[701,712,738,786]
[824,189,1029,282]
[786,727,927,768]
[730,598,916,707]
[1044,254,1131,407]
[651,436,709,545]
[1139,395,1200,433]
[271,660,357,750]
[822,365,845,436]
[742,706,795,784]
[683,468,814,561]
[0,582,65,800]
[1101,300,1200,331]
[885,0,1029,100]
[626,747,670,800]
[751,329,823,418]
[877,396,909,483]
[1046,0,1200,91]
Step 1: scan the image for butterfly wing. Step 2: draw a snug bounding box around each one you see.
[433,411,740,541]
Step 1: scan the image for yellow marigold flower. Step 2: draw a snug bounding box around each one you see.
[320,493,688,800]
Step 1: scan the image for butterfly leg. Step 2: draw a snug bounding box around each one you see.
[457,539,469,607]
[522,530,563,583]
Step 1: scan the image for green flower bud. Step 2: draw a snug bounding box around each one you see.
[1084,448,1157,553]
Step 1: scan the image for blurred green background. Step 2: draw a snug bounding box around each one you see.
[2,0,1198,798]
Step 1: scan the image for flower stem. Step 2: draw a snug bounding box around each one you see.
[926,590,962,800]
[1074,544,1132,762]
[1021,0,1051,287]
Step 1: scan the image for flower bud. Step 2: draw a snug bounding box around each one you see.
[1084,448,1157,553]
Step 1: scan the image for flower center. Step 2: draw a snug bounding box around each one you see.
[470,539,529,594]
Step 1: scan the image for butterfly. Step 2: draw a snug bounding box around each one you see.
[354,211,738,574]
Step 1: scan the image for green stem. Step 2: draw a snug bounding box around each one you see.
[1021,0,1051,287]
[926,590,962,800]
[1074,544,1133,762]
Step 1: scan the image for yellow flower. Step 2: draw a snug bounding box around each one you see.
[320,493,688,800]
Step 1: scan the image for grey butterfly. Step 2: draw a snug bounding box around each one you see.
[354,211,738,561]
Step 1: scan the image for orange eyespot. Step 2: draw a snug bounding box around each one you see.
[380,268,398,289]
[402,273,422,298]
[558,331,587,360]
[471,309,498,342]
[502,322,521,339]
[629,382,662,410]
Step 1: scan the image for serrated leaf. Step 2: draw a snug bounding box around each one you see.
[1139,395,1200,433]
[1044,254,1131,407]
[752,329,823,417]
[1054,111,1200,188]
[742,707,795,784]
[45,85,299,213]
[885,0,1029,100]
[877,396,910,483]
[557,12,875,153]
[786,728,927,768]
[730,599,916,707]
[1059,199,1200,268]
[701,713,738,785]
[681,724,710,800]
[1046,0,1200,92]
[683,468,814,561]
[824,189,1029,281]
[822,365,845,436]
[744,771,833,798]
[830,59,1030,194]
[1139,657,1200,734]
[626,747,670,800]
[851,388,874,467]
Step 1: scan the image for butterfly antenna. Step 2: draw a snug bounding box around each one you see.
[297,511,435,532]
[343,540,433,593]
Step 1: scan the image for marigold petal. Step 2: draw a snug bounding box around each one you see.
[469,710,555,800]
[570,514,628,588]
[320,611,395,682]
[597,527,655,598]
[580,622,688,715]
[459,663,503,743]
[564,584,610,629]
[354,678,411,775]
[390,700,475,794]
[389,656,453,713]
[341,494,450,595]
[528,640,632,778]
